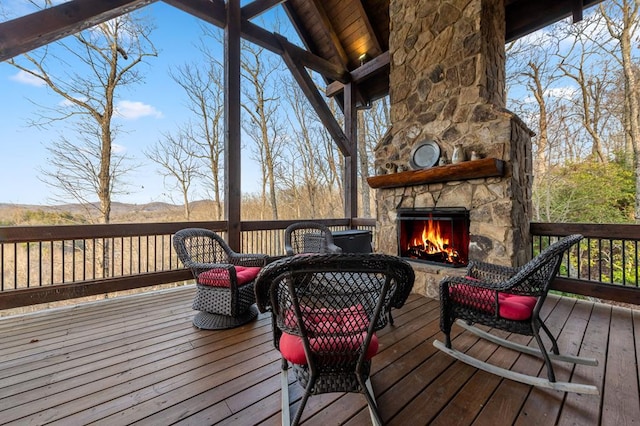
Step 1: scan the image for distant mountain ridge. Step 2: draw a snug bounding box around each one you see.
[0,201,223,225]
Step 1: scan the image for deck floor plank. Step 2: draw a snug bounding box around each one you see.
[600,305,640,426]
[557,301,611,426]
[0,286,634,425]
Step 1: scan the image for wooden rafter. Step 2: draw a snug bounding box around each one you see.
[325,51,389,98]
[275,33,350,157]
[0,0,157,62]
[164,0,349,84]
[241,0,287,20]
[162,0,226,26]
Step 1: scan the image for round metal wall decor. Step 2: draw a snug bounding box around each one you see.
[409,140,440,170]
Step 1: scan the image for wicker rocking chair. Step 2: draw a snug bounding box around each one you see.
[173,228,268,330]
[434,234,599,395]
[254,253,415,425]
[284,222,342,256]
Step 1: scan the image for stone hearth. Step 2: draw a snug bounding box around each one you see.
[373,0,533,298]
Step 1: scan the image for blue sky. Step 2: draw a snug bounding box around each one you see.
[0,2,279,206]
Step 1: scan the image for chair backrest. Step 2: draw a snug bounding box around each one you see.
[284,222,342,256]
[255,253,415,364]
[503,234,583,296]
[173,228,234,268]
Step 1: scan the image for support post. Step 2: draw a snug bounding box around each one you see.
[224,0,242,250]
[344,82,358,219]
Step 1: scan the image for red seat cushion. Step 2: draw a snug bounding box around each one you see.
[284,304,370,333]
[449,283,537,321]
[279,304,378,365]
[198,266,261,287]
[279,331,379,365]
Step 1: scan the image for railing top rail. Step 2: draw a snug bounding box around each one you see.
[0,221,227,242]
[531,222,640,240]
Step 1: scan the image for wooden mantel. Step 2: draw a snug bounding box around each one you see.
[366,157,505,189]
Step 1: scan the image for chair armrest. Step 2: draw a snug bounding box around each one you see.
[466,260,518,284]
[188,262,235,277]
[229,253,269,267]
[440,275,511,292]
[327,243,342,254]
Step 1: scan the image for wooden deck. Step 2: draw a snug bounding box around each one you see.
[0,286,638,425]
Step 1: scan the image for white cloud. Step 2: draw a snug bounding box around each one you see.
[545,87,578,100]
[9,70,46,87]
[112,143,126,154]
[114,100,163,120]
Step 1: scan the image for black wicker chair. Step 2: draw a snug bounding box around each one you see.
[173,228,268,330]
[284,222,342,256]
[434,234,599,394]
[254,253,415,426]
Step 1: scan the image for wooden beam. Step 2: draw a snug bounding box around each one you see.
[242,20,349,83]
[505,0,604,42]
[162,0,226,27]
[344,82,358,218]
[275,34,350,157]
[326,51,390,97]
[164,0,349,83]
[572,0,584,22]
[366,158,505,189]
[225,0,242,252]
[241,0,287,20]
[0,0,157,62]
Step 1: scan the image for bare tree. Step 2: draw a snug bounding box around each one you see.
[170,58,225,220]
[557,15,617,164]
[146,130,200,219]
[8,13,157,223]
[596,0,640,220]
[281,75,342,218]
[359,98,391,218]
[240,42,286,220]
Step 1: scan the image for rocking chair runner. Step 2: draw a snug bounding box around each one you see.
[434,234,600,395]
[173,228,268,330]
[254,253,415,426]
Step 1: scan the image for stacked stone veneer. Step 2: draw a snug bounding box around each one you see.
[375,0,534,298]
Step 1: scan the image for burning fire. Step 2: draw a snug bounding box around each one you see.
[406,219,462,264]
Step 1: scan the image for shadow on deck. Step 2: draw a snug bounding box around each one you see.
[0,286,638,425]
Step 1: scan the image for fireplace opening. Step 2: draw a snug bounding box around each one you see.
[397,207,470,267]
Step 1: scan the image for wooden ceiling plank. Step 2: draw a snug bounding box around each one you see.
[241,0,287,20]
[353,0,382,55]
[0,0,157,62]
[275,33,351,157]
[307,0,350,66]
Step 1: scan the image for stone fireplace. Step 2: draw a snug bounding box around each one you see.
[371,0,534,299]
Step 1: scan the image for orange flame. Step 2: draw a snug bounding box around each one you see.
[407,218,460,263]
[409,220,448,253]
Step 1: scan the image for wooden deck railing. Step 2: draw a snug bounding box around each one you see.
[531,223,640,305]
[1,220,638,309]
[0,219,375,309]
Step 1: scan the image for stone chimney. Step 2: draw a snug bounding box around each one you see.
[374,0,534,298]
